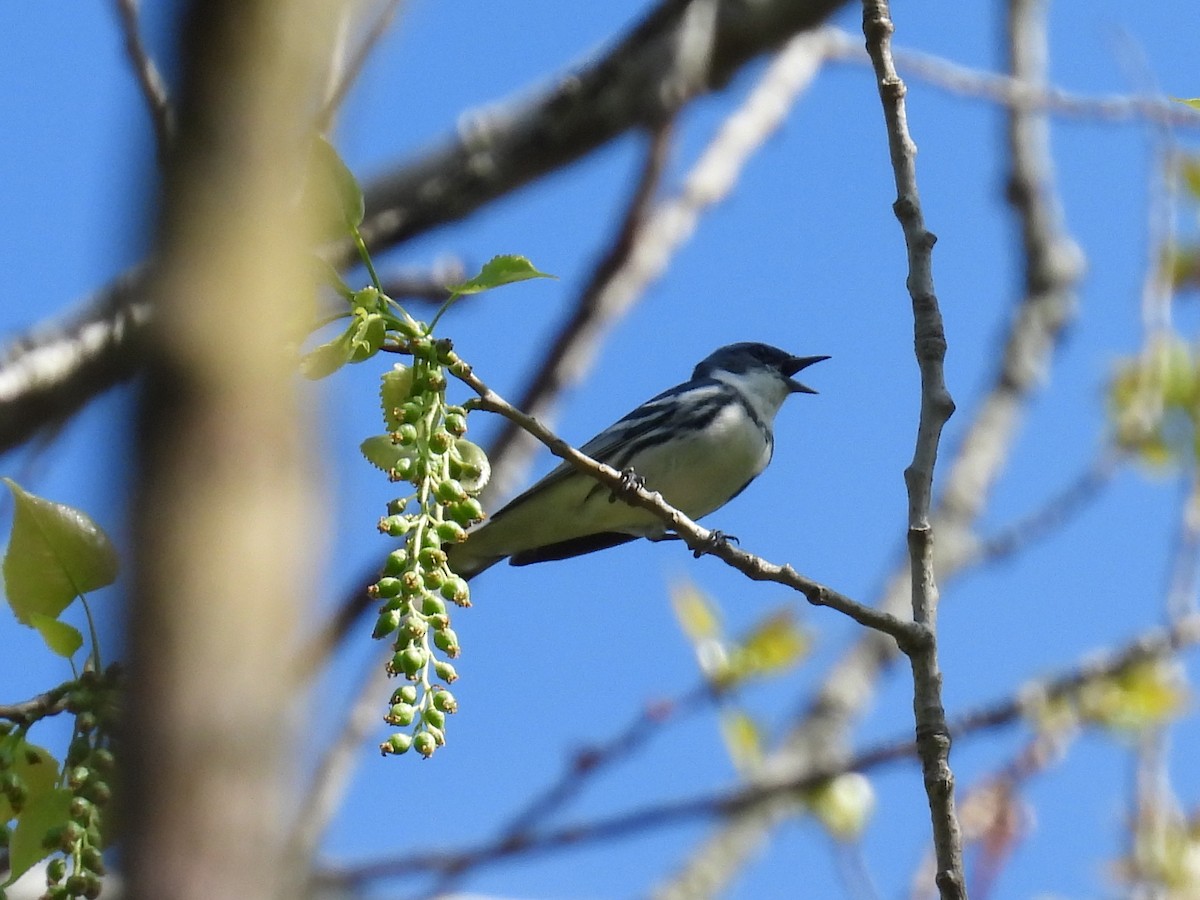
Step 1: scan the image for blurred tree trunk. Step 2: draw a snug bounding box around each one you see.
[122,2,339,897]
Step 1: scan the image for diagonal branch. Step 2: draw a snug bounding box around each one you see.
[0,0,851,456]
[458,364,920,645]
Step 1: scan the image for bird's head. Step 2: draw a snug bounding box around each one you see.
[693,341,829,396]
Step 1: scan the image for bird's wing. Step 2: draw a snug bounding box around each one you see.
[486,381,702,523]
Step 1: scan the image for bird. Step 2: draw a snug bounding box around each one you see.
[446,342,828,580]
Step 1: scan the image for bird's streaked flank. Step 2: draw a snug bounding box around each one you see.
[446,342,827,580]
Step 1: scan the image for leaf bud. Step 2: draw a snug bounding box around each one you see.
[381,733,412,755]
[413,732,437,758]
[378,515,411,537]
[436,520,467,544]
[372,609,402,640]
[385,703,415,726]
[398,646,426,678]
[372,577,403,599]
[382,549,409,575]
[440,577,470,606]
[421,594,447,617]
[435,479,467,503]
[433,628,460,657]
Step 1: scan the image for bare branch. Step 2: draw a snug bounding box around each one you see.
[0,0,852,456]
[821,28,1200,128]
[861,2,963,896]
[660,0,1089,886]
[315,612,1200,892]
[0,683,72,727]
[112,0,174,159]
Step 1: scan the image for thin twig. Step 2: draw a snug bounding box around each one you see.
[0,683,73,727]
[112,0,174,161]
[967,450,1118,566]
[821,27,1200,129]
[315,612,1200,891]
[421,685,715,900]
[862,1,962,896]
[656,0,1085,889]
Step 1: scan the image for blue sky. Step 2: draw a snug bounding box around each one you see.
[4,2,1200,898]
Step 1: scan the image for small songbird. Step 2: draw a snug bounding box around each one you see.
[446,342,828,580]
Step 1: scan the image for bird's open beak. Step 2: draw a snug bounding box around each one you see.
[781,354,830,394]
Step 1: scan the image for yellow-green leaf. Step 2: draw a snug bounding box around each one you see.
[447,255,554,296]
[719,709,763,773]
[1078,659,1188,732]
[29,613,83,659]
[360,435,417,474]
[670,580,722,641]
[0,740,59,823]
[805,773,876,839]
[2,480,117,626]
[380,365,415,430]
[306,135,365,233]
[4,787,71,887]
[728,609,809,681]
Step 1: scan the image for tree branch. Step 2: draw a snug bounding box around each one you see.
[457,364,920,644]
[314,612,1200,892]
[112,0,174,161]
[0,0,851,456]
[862,1,963,896]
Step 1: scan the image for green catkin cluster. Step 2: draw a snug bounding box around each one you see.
[370,336,486,759]
[0,665,119,900]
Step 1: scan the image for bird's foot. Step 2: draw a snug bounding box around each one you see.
[692,530,739,559]
[609,467,646,503]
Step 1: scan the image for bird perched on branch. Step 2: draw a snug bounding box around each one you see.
[446,342,828,580]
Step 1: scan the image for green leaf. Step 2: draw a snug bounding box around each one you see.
[1172,97,1200,111]
[29,613,83,659]
[4,786,71,887]
[360,435,417,473]
[2,480,117,626]
[309,135,364,228]
[348,314,386,363]
[300,327,355,379]
[380,365,414,430]
[447,255,555,296]
[449,439,491,494]
[0,740,59,823]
